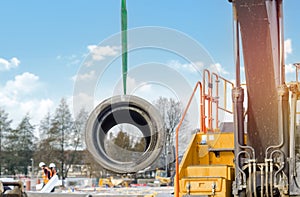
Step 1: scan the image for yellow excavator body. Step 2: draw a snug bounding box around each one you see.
[178,132,235,197]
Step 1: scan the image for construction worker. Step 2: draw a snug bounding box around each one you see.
[39,162,52,187]
[48,163,57,192]
[49,163,57,178]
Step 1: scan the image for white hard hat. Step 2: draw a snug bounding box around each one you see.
[39,162,46,168]
[49,163,56,168]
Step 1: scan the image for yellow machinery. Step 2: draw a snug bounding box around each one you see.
[174,71,236,197]
[155,169,171,186]
[174,0,300,196]
[178,132,235,196]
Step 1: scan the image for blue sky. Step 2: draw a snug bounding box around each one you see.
[0,1,299,132]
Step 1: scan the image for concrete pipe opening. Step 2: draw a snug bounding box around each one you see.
[85,95,165,173]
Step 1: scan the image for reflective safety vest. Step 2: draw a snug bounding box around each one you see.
[50,168,57,178]
[42,167,52,184]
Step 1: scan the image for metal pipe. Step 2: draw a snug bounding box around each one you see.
[233,1,241,88]
[274,162,285,186]
[260,165,264,197]
[297,65,299,83]
[232,86,257,197]
[289,85,297,178]
[278,0,290,179]
[237,89,245,147]
[233,90,256,196]
[270,159,274,197]
[278,0,285,85]
[265,85,288,158]
[200,82,205,132]
[175,126,179,197]
[294,63,300,82]
[270,150,285,184]
[212,72,219,129]
[233,91,243,193]
[273,84,290,178]
[219,75,234,113]
[265,159,269,197]
[233,88,251,150]
[203,69,212,130]
[231,0,249,151]
[253,160,257,197]
[217,76,235,115]
[248,160,253,197]
[237,151,251,186]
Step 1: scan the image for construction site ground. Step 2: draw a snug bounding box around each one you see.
[26,186,174,197]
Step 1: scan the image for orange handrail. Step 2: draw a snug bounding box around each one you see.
[219,75,234,114]
[174,71,233,197]
[212,72,219,129]
[293,63,300,83]
[175,81,203,197]
[203,69,212,130]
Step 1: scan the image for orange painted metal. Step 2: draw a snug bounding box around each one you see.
[175,71,234,197]
[175,81,203,197]
[212,72,219,129]
[203,69,212,130]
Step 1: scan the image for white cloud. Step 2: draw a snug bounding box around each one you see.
[168,60,204,73]
[138,83,152,93]
[126,77,152,94]
[168,61,229,75]
[111,76,154,97]
[4,72,40,96]
[285,38,292,59]
[8,98,55,136]
[126,77,138,93]
[87,45,120,61]
[56,54,81,67]
[211,63,229,75]
[72,70,96,81]
[19,99,54,120]
[0,72,54,134]
[0,57,20,71]
[285,63,295,74]
[72,93,95,115]
[38,99,55,115]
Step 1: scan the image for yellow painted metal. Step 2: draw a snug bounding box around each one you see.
[178,132,235,197]
[179,166,234,197]
[155,170,171,186]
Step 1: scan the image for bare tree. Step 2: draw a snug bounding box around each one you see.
[52,98,75,184]
[36,98,76,184]
[154,97,183,147]
[34,112,60,169]
[73,108,88,150]
[39,112,52,140]
[153,97,185,175]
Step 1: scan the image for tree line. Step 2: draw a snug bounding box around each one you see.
[0,98,88,179]
[0,96,184,179]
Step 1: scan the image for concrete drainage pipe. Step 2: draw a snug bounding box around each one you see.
[85,95,165,173]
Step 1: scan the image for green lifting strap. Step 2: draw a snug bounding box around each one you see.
[121,0,128,95]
